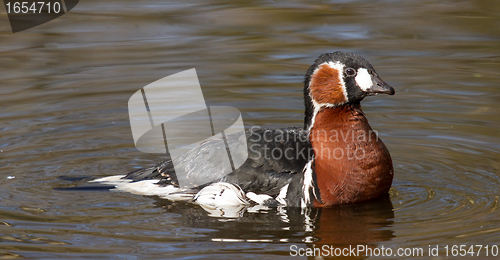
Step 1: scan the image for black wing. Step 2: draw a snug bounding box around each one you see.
[122,127,312,197]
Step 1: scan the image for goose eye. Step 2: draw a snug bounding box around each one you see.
[345,68,356,77]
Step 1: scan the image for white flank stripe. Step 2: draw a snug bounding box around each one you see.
[301,160,315,208]
[275,184,289,205]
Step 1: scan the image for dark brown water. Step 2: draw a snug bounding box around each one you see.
[1,0,499,259]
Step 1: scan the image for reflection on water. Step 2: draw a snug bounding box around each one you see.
[153,195,394,253]
[0,0,499,258]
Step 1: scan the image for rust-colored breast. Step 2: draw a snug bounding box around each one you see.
[310,105,393,206]
[309,64,348,105]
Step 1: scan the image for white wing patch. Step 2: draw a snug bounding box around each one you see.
[93,174,297,218]
[355,68,372,91]
[194,182,249,207]
[246,192,273,204]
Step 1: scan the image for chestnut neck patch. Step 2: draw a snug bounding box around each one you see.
[308,63,348,107]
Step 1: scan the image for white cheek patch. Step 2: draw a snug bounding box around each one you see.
[355,68,373,91]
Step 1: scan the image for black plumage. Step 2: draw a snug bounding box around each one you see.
[121,127,314,204]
